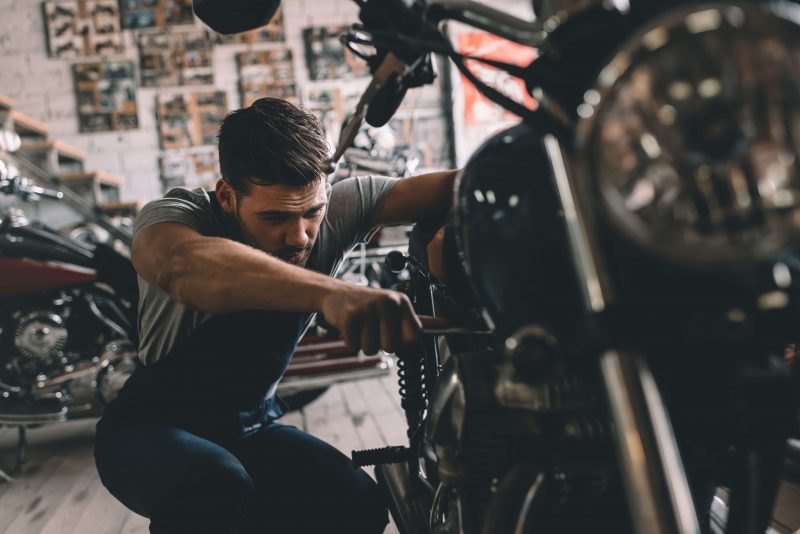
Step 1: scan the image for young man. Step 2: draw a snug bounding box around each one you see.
[94,98,456,533]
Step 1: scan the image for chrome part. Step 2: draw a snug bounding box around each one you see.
[599,350,700,534]
[427,0,546,46]
[577,3,800,265]
[0,408,67,426]
[430,484,463,534]
[34,340,137,415]
[709,495,781,534]
[96,340,138,403]
[376,463,430,534]
[84,293,128,340]
[426,358,466,446]
[13,312,67,364]
[514,471,546,534]
[544,134,611,312]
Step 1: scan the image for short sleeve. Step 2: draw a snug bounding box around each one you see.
[325,175,398,249]
[133,188,219,240]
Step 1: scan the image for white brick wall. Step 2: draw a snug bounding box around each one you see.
[0,0,533,204]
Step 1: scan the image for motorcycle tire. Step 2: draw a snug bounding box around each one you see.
[281,387,329,412]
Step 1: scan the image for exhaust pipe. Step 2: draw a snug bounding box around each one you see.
[375,463,430,534]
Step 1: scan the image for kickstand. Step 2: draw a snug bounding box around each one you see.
[0,426,27,483]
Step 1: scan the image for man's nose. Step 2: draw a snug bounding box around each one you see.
[284,219,309,248]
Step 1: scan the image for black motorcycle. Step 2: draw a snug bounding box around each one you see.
[203,1,800,532]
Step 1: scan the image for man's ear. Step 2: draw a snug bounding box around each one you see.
[215,179,237,214]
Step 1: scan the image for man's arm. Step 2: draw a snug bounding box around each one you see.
[376,170,457,225]
[132,222,420,353]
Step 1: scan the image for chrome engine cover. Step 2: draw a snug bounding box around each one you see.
[13,311,68,366]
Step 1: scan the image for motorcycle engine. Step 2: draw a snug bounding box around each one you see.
[3,293,137,413]
[428,349,612,496]
[13,311,68,370]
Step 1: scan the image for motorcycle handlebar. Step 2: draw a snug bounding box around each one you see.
[424,0,546,46]
[0,174,63,201]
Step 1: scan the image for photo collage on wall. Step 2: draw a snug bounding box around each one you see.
[160,149,219,191]
[157,91,227,149]
[44,0,123,58]
[120,0,194,29]
[157,91,226,191]
[237,49,298,108]
[303,26,370,81]
[139,30,214,87]
[305,87,361,150]
[45,3,451,187]
[73,60,138,132]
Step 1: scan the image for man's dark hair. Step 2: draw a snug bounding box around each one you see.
[218,98,329,196]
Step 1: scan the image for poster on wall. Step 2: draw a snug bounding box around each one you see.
[305,87,362,147]
[237,49,298,108]
[388,111,452,170]
[458,33,538,126]
[215,6,285,44]
[139,31,214,87]
[303,26,370,81]
[73,60,138,133]
[44,0,123,59]
[157,91,227,149]
[160,148,219,191]
[120,0,194,29]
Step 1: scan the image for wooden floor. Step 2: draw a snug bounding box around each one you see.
[0,374,797,534]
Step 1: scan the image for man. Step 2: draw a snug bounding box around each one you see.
[94,98,456,533]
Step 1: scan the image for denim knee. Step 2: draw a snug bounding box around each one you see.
[148,461,255,534]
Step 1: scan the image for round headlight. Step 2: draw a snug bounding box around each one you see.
[578,3,800,264]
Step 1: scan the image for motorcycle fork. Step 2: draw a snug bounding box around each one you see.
[544,136,699,533]
[600,349,702,534]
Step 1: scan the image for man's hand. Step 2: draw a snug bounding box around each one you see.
[320,286,422,355]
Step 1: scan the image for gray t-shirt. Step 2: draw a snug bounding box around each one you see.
[133,175,397,365]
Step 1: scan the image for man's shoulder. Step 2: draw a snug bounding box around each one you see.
[161,187,212,207]
[134,187,219,238]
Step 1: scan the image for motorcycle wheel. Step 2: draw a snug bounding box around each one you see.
[282,387,329,412]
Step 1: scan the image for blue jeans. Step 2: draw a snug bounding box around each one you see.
[94,415,389,534]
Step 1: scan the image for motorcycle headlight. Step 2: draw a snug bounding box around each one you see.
[577,3,800,264]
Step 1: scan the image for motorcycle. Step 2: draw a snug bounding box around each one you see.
[196,0,800,532]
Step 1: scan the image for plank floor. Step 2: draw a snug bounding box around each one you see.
[0,374,797,534]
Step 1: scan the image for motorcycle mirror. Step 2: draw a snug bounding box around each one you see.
[193,0,280,34]
[385,250,408,273]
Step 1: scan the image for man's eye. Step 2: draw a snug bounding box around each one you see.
[306,208,324,218]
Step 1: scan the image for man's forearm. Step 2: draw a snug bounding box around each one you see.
[163,236,342,314]
[377,170,458,225]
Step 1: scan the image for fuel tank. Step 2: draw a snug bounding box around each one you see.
[0,222,97,295]
[454,122,585,339]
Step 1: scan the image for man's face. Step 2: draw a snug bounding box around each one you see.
[217,178,328,267]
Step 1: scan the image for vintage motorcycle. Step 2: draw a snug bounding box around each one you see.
[197,0,800,532]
